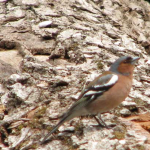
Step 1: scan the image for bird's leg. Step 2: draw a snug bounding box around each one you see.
[93,115,109,129]
[93,115,105,127]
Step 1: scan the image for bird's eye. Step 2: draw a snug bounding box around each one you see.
[123,60,128,63]
[124,57,132,63]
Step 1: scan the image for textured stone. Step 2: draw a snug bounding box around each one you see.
[0,0,150,149]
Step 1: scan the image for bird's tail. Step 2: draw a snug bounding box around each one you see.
[40,96,89,144]
[40,112,72,144]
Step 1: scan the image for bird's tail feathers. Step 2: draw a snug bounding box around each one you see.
[40,112,72,144]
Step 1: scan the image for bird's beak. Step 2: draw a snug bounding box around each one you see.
[131,57,140,65]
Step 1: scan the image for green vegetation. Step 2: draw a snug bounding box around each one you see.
[96,60,104,70]
[113,126,126,140]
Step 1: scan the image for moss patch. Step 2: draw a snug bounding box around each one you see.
[58,136,79,150]
[28,106,47,129]
[133,98,146,106]
[96,60,104,70]
[113,126,127,140]
[74,121,84,137]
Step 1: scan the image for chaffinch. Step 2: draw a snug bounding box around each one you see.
[41,56,139,144]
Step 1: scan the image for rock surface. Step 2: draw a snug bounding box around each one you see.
[0,0,150,149]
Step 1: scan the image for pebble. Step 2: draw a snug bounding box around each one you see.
[119,139,126,144]
[120,108,131,116]
[59,126,75,132]
[39,21,52,28]
[122,101,137,107]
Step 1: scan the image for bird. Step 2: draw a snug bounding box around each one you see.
[40,56,139,144]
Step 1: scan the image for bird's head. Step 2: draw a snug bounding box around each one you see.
[109,56,140,76]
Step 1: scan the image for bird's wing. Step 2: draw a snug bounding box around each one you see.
[69,72,118,111]
[79,72,118,98]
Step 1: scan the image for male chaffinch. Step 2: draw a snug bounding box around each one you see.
[41,56,139,144]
